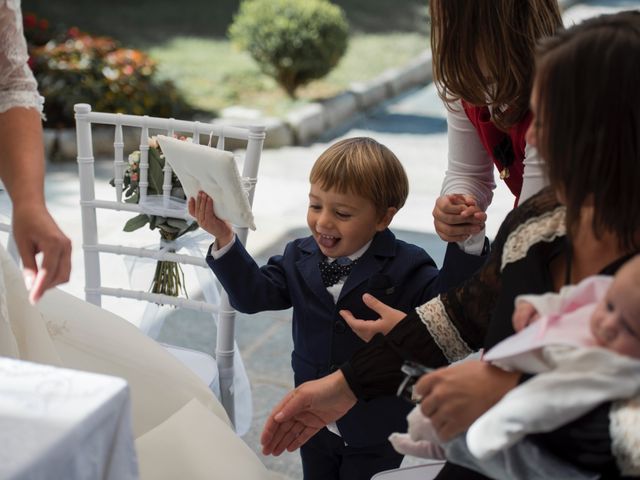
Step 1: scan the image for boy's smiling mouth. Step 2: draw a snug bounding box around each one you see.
[318,234,340,249]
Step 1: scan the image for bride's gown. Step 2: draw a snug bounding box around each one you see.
[1,242,273,480]
[1,1,273,478]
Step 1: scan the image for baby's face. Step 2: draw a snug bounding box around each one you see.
[590,270,640,359]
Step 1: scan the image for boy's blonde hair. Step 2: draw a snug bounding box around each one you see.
[309,137,409,215]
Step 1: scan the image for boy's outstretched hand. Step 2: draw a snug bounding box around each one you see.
[188,191,234,248]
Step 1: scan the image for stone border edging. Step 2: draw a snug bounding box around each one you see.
[215,51,433,148]
[45,50,433,159]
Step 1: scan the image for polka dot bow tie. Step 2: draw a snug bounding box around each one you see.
[319,258,356,287]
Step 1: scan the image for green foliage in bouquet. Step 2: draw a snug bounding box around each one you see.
[27,24,193,128]
[228,0,349,98]
[110,138,198,299]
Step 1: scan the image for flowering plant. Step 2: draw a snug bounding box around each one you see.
[110,137,198,298]
[25,17,191,129]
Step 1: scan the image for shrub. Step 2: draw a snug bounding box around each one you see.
[228,0,349,98]
[27,24,193,128]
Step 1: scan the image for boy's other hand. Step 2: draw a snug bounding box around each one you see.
[188,191,234,248]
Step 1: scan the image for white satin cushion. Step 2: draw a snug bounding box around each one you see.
[157,135,255,230]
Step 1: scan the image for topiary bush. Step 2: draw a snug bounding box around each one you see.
[228,0,349,98]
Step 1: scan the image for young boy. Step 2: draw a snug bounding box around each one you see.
[390,255,640,479]
[189,137,487,480]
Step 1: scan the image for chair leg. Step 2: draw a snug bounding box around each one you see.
[216,290,236,427]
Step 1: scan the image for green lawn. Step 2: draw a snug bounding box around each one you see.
[22,0,428,44]
[23,0,429,118]
[149,33,427,117]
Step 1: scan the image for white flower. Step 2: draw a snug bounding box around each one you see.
[148,136,158,149]
[128,151,141,165]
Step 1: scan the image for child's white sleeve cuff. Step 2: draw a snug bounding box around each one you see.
[209,234,237,259]
[456,231,486,256]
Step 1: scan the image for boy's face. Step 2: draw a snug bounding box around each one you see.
[307,183,393,258]
[590,267,640,359]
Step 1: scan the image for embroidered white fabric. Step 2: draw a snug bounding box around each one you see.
[0,0,43,114]
[500,206,566,271]
[416,296,473,363]
[156,135,256,230]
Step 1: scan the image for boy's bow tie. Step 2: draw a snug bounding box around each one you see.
[319,258,355,287]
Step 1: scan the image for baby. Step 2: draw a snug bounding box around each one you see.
[391,254,640,467]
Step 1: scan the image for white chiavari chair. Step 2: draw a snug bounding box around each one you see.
[74,103,265,432]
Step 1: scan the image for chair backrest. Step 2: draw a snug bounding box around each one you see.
[74,103,266,426]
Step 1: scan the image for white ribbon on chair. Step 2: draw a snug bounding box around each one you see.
[123,227,253,436]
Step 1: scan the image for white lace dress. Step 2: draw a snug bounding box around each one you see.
[0,3,273,478]
[0,0,42,114]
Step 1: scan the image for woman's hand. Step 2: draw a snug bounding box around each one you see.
[12,203,71,304]
[415,360,520,441]
[432,194,487,243]
[339,293,407,342]
[261,371,357,455]
[188,191,233,248]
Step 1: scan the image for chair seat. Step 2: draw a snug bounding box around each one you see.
[162,343,220,396]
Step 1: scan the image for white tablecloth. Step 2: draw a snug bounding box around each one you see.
[0,357,138,480]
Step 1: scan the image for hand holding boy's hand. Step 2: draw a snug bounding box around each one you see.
[188,191,234,248]
[340,293,407,342]
[512,301,540,332]
[433,194,486,243]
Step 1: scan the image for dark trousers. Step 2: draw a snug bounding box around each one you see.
[300,428,403,480]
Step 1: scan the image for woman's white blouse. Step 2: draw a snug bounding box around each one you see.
[440,100,547,254]
[0,0,43,114]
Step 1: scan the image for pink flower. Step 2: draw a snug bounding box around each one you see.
[67,27,80,39]
[130,173,139,182]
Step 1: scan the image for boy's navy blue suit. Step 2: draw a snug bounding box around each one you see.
[206,228,485,448]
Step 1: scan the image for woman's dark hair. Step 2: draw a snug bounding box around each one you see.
[430,0,562,131]
[535,10,640,250]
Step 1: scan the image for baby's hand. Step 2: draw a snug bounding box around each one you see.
[512,301,540,332]
[188,191,234,248]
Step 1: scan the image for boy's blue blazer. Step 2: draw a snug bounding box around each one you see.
[207,228,485,447]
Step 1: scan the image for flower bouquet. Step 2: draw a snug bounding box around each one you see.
[110,136,198,300]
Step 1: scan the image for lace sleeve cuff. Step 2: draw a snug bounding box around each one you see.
[0,90,43,114]
[416,296,473,362]
[340,311,449,401]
